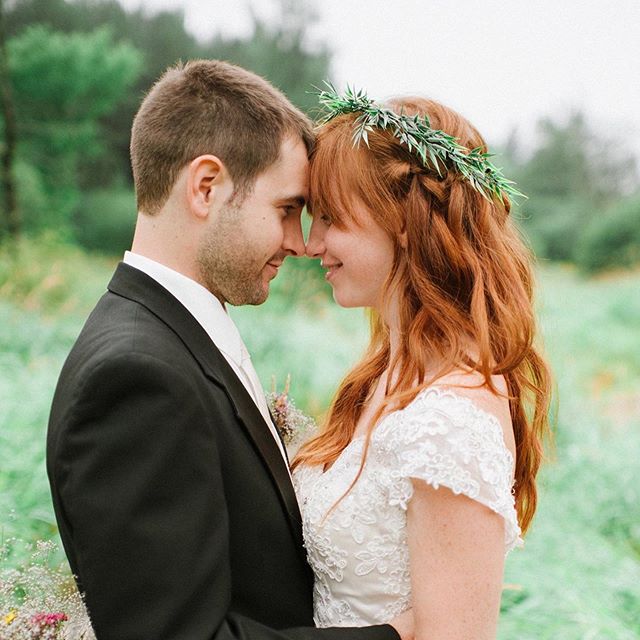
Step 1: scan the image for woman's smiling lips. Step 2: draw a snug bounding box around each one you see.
[322,262,342,281]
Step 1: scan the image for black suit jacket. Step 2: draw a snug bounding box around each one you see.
[47,263,398,640]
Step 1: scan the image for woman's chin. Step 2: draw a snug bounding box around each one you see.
[332,289,367,309]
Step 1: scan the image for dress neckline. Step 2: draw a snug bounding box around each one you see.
[319,386,512,475]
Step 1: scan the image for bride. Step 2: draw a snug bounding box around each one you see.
[292,89,552,640]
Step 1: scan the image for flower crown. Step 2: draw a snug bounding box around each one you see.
[315,83,525,202]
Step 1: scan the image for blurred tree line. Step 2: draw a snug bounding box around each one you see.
[505,112,640,273]
[0,0,639,275]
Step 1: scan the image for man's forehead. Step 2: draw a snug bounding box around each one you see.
[256,137,309,198]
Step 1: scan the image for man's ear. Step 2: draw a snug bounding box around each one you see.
[186,154,231,219]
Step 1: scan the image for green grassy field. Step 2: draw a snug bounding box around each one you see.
[1,238,639,637]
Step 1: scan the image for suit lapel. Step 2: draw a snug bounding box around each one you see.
[269,407,291,467]
[107,263,305,549]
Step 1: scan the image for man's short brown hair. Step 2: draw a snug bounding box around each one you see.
[130,60,314,214]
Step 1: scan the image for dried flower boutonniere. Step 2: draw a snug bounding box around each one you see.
[266,375,316,454]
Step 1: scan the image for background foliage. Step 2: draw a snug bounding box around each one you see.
[6,23,141,233]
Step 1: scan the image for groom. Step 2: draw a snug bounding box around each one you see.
[47,61,406,640]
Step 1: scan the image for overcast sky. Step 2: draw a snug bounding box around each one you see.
[117,0,640,157]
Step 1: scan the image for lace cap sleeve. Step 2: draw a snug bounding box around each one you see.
[377,387,522,552]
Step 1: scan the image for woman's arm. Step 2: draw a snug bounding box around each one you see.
[406,480,506,640]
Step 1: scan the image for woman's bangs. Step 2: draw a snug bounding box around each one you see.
[309,119,361,229]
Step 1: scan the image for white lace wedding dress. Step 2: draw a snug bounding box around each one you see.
[292,387,522,627]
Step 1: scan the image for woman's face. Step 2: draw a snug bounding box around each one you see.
[305,198,395,310]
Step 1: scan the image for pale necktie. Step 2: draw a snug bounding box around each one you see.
[238,343,290,470]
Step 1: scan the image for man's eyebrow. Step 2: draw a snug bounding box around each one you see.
[274,195,306,207]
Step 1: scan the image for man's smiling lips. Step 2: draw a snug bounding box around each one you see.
[322,262,342,281]
[265,261,283,278]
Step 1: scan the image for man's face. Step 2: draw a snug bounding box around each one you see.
[197,135,308,306]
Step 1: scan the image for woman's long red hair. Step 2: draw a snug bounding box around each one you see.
[293,97,552,535]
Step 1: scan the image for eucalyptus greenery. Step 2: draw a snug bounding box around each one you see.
[315,83,525,202]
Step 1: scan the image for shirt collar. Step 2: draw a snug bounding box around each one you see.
[123,251,245,365]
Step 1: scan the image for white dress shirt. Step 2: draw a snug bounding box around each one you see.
[123,251,289,468]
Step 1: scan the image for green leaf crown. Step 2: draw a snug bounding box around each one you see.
[315,83,525,202]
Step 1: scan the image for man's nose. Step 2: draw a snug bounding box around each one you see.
[282,215,305,257]
[305,219,325,258]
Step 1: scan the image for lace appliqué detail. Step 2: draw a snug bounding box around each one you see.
[293,387,522,628]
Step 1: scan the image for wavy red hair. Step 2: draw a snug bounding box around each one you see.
[293,97,552,535]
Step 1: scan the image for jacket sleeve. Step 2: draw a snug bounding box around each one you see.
[50,352,399,640]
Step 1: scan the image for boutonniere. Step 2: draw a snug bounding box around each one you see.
[266,375,316,451]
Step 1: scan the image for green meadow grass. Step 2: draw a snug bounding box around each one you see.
[1,238,639,637]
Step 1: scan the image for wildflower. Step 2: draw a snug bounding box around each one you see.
[2,610,17,625]
[31,612,68,627]
[0,535,95,639]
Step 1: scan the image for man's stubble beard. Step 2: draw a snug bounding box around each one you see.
[196,202,269,307]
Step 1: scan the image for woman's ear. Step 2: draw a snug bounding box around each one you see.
[399,228,408,249]
[185,154,231,219]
